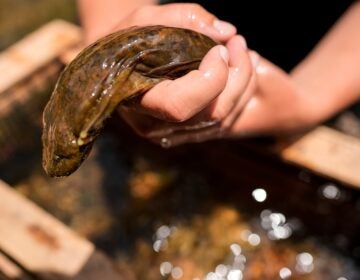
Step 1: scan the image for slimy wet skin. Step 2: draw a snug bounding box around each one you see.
[42,25,216,177]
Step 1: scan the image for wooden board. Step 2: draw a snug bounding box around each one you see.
[0,180,93,276]
[0,19,81,93]
[280,126,360,188]
[0,181,128,280]
[0,20,81,163]
[0,252,31,280]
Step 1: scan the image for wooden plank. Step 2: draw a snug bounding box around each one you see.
[0,19,81,93]
[0,181,127,279]
[0,252,31,280]
[0,180,93,276]
[0,61,62,116]
[279,126,360,188]
[59,44,83,65]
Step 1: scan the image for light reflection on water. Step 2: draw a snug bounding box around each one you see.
[150,184,352,279]
[251,188,267,202]
[295,252,314,274]
[319,183,345,202]
[3,131,360,280]
[279,267,292,279]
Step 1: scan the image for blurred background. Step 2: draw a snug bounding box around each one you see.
[0,1,360,280]
[0,0,78,51]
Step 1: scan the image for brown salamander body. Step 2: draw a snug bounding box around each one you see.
[42,25,217,177]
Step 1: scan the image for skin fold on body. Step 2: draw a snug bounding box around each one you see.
[42,25,217,177]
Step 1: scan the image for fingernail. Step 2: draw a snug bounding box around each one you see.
[249,51,260,69]
[213,19,236,35]
[237,35,247,50]
[219,45,229,63]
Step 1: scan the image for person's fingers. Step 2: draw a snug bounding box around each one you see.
[150,123,222,148]
[120,43,258,144]
[222,51,260,129]
[169,3,236,41]
[138,45,229,122]
[119,105,222,142]
[123,3,236,42]
[117,106,169,138]
[227,35,248,68]
[228,96,266,136]
[229,53,298,136]
[206,35,252,124]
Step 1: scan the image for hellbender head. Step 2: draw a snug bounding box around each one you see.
[41,105,92,177]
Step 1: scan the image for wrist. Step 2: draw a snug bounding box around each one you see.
[290,71,348,128]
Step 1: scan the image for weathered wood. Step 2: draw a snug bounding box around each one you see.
[0,181,127,280]
[59,45,83,65]
[279,126,360,188]
[0,62,61,116]
[0,180,93,276]
[0,19,81,93]
[0,20,81,163]
[0,252,31,280]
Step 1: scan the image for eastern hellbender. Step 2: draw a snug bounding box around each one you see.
[42,25,217,177]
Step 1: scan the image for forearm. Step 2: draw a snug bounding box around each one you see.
[77,0,158,42]
[291,1,360,121]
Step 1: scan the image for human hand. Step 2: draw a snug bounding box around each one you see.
[82,3,238,44]
[232,2,360,137]
[228,54,324,137]
[79,1,360,146]
[121,51,324,145]
[107,3,255,146]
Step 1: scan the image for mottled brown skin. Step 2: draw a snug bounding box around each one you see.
[42,25,217,177]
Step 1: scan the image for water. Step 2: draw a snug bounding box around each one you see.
[3,121,359,279]
[144,178,358,279]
